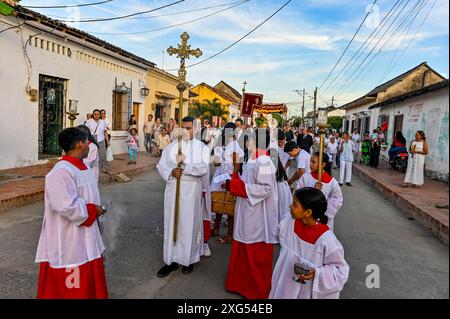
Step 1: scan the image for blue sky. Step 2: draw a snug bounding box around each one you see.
[19,0,449,116]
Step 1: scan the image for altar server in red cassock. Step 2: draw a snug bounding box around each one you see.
[269,187,349,299]
[35,127,108,299]
[225,129,279,299]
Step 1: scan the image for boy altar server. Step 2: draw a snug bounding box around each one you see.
[225,129,279,299]
[35,127,108,299]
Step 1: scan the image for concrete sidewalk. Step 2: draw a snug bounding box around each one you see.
[352,160,449,245]
[0,152,158,213]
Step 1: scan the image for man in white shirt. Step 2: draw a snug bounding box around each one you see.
[284,141,311,187]
[327,136,339,169]
[85,109,110,174]
[143,114,155,154]
[351,129,361,163]
[339,132,354,186]
[206,122,222,153]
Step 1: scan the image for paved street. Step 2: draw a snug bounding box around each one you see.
[0,169,448,299]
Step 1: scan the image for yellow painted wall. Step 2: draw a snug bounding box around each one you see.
[190,84,232,106]
[145,68,189,122]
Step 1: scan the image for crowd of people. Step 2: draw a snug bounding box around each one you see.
[33,113,428,300]
[155,117,350,299]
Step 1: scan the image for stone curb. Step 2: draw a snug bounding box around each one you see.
[353,165,449,245]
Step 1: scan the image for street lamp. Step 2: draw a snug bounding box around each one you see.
[140,86,150,96]
[317,108,330,183]
[139,79,150,96]
[66,99,79,127]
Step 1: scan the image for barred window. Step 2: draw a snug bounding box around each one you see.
[112,92,131,131]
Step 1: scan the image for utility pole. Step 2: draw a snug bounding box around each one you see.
[313,87,317,129]
[242,81,247,125]
[331,96,334,108]
[293,89,306,128]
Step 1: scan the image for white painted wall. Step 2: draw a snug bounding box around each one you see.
[342,103,378,134]
[378,87,449,181]
[0,18,149,170]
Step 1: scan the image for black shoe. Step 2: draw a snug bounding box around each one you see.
[346,183,352,186]
[182,264,194,274]
[339,183,344,186]
[157,262,179,278]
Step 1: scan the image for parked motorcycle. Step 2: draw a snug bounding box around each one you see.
[389,151,408,173]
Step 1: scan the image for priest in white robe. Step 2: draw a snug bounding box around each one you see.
[156,116,210,277]
[35,127,108,299]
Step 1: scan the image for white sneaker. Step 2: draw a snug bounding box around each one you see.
[203,243,211,257]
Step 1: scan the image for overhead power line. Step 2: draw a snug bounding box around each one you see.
[91,1,248,35]
[378,0,438,84]
[320,0,405,98]
[332,0,422,97]
[165,0,293,71]
[318,0,379,91]
[47,1,248,21]
[55,0,185,23]
[336,0,429,101]
[22,0,113,9]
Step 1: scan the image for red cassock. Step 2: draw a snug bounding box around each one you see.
[225,160,276,299]
[37,257,108,299]
[225,241,274,299]
[37,202,108,299]
[203,221,211,242]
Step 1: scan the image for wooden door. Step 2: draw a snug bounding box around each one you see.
[394,114,404,134]
[133,102,140,131]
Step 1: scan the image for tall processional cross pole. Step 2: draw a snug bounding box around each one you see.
[167,32,202,244]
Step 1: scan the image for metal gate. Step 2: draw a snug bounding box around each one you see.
[39,75,66,159]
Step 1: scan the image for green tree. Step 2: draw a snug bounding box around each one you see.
[188,101,212,121]
[289,115,302,128]
[189,98,230,122]
[254,117,267,128]
[272,113,285,127]
[327,116,343,130]
[203,98,229,122]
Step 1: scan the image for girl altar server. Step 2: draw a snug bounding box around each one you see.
[269,187,349,299]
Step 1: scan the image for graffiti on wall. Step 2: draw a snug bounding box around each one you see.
[407,103,423,124]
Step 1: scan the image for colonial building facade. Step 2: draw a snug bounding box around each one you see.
[190,81,241,122]
[369,80,449,182]
[146,67,191,124]
[0,4,155,169]
[340,62,446,138]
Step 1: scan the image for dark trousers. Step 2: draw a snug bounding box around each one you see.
[369,144,380,168]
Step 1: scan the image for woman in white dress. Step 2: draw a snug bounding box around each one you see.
[402,131,428,188]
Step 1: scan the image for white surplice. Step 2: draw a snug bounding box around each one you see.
[277,180,293,223]
[201,165,212,222]
[233,155,279,244]
[83,142,99,182]
[156,139,210,266]
[35,161,104,268]
[297,173,343,231]
[210,140,244,192]
[269,218,349,299]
